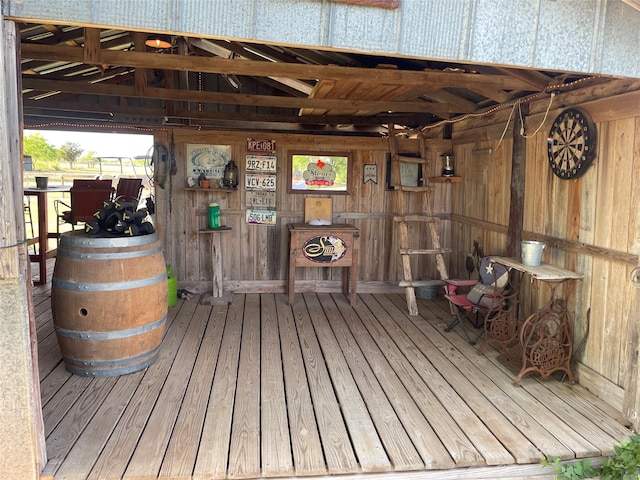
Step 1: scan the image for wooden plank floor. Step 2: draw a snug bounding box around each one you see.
[33,271,632,479]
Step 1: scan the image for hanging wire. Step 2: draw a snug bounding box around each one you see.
[495,102,517,150]
[420,75,600,135]
[518,92,555,138]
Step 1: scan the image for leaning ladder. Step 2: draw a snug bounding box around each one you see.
[388,125,450,316]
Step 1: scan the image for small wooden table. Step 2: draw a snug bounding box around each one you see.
[24,185,71,285]
[199,226,232,304]
[488,257,583,385]
[288,223,360,306]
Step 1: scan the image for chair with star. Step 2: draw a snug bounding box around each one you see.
[443,256,515,345]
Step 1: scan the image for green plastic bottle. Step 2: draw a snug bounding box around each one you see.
[208,202,220,229]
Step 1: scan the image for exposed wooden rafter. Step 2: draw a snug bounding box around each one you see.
[17,23,601,135]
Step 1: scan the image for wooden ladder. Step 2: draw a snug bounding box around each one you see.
[388,125,450,316]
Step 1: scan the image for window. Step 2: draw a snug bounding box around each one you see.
[288,151,351,194]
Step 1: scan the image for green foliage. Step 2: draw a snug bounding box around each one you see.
[600,435,640,480]
[59,142,84,168]
[542,457,597,479]
[23,133,59,170]
[543,435,640,479]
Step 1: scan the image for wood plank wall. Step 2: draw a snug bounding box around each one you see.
[154,130,452,295]
[155,79,640,411]
[440,79,640,410]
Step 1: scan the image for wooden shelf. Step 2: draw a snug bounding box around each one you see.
[185,187,238,192]
[428,176,462,183]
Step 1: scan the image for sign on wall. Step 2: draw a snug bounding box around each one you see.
[186,144,231,181]
[363,164,378,184]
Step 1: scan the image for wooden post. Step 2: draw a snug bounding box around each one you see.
[0,19,44,479]
[623,260,640,430]
[507,103,527,257]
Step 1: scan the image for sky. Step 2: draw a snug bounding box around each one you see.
[25,129,155,158]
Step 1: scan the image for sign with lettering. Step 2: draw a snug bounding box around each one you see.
[246,190,276,208]
[245,155,277,172]
[247,138,276,153]
[186,144,230,181]
[246,209,277,225]
[302,235,347,263]
[302,160,336,187]
[245,173,276,191]
[363,164,377,184]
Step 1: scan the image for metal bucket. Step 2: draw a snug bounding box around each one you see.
[521,240,545,267]
[416,285,437,299]
[52,231,168,376]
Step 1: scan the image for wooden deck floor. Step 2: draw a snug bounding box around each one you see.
[33,272,632,480]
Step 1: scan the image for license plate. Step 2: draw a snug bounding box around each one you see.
[246,209,277,225]
[245,174,276,191]
[245,155,277,172]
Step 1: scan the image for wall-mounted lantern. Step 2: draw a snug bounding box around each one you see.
[441,152,455,177]
[223,160,239,189]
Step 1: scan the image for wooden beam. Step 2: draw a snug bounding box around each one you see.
[506,103,526,257]
[21,77,457,114]
[187,38,313,95]
[22,98,426,126]
[450,214,508,236]
[0,19,45,479]
[82,27,101,64]
[21,43,536,90]
[131,32,148,97]
[522,231,638,266]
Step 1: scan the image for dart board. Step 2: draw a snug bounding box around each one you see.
[547,108,597,179]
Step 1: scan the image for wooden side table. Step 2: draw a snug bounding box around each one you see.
[199,227,232,305]
[288,223,360,306]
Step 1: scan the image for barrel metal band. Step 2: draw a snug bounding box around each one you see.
[54,315,166,340]
[53,271,167,291]
[61,232,159,248]
[63,347,160,377]
[58,244,162,260]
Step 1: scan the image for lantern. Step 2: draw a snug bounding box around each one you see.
[223,160,239,189]
[441,152,455,177]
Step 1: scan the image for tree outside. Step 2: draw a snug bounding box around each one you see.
[59,142,84,169]
[23,133,59,170]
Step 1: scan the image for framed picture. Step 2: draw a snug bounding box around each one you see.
[186,144,231,183]
[288,151,351,194]
[386,153,422,190]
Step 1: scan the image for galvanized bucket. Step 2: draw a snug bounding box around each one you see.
[521,240,545,267]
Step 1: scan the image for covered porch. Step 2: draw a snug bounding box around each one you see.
[34,268,631,480]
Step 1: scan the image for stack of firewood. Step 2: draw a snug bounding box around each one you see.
[85,197,155,236]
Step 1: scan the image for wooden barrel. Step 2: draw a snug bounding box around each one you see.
[52,231,168,376]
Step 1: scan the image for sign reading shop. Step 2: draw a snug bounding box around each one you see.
[302,235,347,263]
